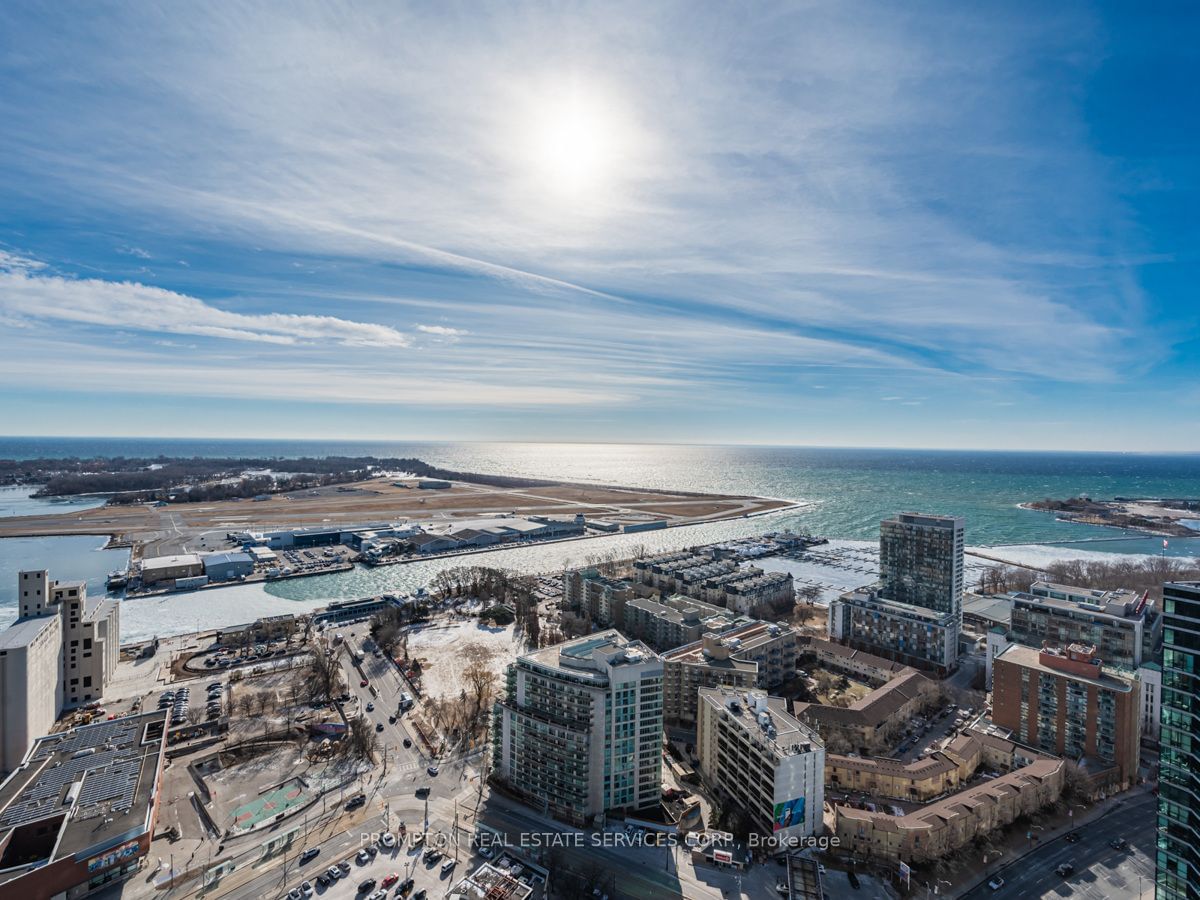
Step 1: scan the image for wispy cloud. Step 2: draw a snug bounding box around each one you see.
[416,324,467,337]
[0,3,1185,446]
[0,254,410,348]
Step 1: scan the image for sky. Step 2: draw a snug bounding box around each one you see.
[0,2,1196,451]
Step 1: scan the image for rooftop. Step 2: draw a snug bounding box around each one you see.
[839,588,957,623]
[522,629,660,680]
[962,593,1014,628]
[0,711,167,882]
[800,637,910,677]
[1015,582,1151,622]
[0,614,58,651]
[836,758,1063,832]
[664,638,759,673]
[700,687,822,757]
[202,551,253,565]
[625,594,728,626]
[448,862,535,900]
[993,643,1136,693]
[141,553,201,570]
[794,668,933,728]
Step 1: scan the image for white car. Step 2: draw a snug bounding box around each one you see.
[380,832,396,848]
[988,876,1005,891]
[300,881,313,896]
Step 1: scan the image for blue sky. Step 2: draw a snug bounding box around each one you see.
[0,2,1195,450]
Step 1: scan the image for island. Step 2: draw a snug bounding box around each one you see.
[1023,495,1200,537]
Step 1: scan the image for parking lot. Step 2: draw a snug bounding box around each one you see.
[895,702,982,762]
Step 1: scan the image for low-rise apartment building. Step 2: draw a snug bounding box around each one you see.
[1016,581,1160,668]
[826,728,1051,802]
[663,635,758,725]
[835,757,1064,864]
[792,668,935,755]
[797,637,909,684]
[563,569,635,627]
[829,588,959,674]
[632,550,794,614]
[991,642,1140,790]
[696,688,825,844]
[986,580,1162,740]
[662,622,799,724]
[622,594,735,651]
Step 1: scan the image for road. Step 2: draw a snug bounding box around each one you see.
[957,791,1156,899]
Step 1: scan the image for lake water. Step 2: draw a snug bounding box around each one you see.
[2,440,1198,641]
[0,484,107,518]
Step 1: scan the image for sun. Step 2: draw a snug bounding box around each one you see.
[518,84,630,200]
[536,103,609,193]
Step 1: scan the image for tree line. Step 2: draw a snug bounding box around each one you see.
[978,555,1200,600]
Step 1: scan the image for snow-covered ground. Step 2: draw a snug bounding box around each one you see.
[969,543,1173,570]
[405,620,519,701]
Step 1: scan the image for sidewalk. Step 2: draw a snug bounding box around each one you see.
[952,783,1155,896]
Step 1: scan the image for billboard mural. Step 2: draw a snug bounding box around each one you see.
[773,796,805,831]
[86,839,140,872]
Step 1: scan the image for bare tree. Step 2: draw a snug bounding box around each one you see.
[237,692,255,718]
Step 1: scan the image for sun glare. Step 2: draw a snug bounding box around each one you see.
[537,103,608,192]
[518,84,633,200]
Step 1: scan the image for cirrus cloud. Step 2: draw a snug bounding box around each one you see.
[0,254,410,348]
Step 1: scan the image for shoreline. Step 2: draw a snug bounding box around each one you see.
[114,499,808,599]
[1018,499,1198,538]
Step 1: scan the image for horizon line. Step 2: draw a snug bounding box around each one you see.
[0,434,1197,456]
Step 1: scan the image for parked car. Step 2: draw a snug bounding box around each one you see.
[427,766,439,776]
[440,860,456,876]
[360,679,369,687]
[356,850,371,865]
[381,873,399,889]
[988,876,1004,891]
[357,878,376,894]
[326,866,342,880]
[1065,831,1082,844]
[380,832,396,848]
